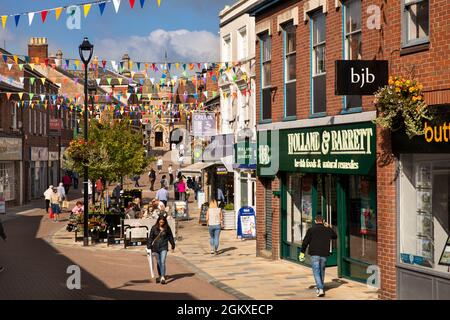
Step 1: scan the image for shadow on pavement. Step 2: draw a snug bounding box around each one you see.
[218,247,238,255]
[0,214,198,300]
[165,273,195,284]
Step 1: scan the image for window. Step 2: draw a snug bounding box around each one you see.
[287,174,312,244]
[43,112,46,136]
[39,111,42,135]
[33,109,37,134]
[28,108,32,133]
[284,23,297,118]
[237,27,248,61]
[400,155,450,274]
[260,32,272,121]
[0,162,15,201]
[402,0,429,47]
[344,0,362,109]
[311,12,326,114]
[222,34,232,62]
[11,103,17,129]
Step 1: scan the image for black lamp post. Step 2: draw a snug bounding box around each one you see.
[79,37,94,247]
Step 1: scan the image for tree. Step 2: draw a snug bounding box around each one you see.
[65,117,149,184]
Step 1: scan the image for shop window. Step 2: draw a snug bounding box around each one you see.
[0,162,15,201]
[311,12,326,114]
[260,32,272,121]
[222,34,231,62]
[400,155,450,273]
[240,172,249,208]
[402,0,429,48]
[343,0,362,110]
[284,22,296,118]
[287,174,313,244]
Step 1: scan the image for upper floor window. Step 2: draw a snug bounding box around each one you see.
[237,27,248,61]
[284,22,296,118]
[402,0,429,47]
[11,103,17,129]
[311,12,326,114]
[222,34,232,62]
[260,32,272,121]
[344,0,362,110]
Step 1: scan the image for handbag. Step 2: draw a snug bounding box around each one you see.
[49,207,54,219]
[62,200,70,209]
[150,229,163,252]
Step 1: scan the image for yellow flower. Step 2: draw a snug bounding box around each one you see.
[395,81,401,87]
[409,87,415,93]
[412,96,417,102]
[416,95,422,101]
[395,87,401,93]
[418,84,424,90]
[406,80,411,86]
[388,78,394,85]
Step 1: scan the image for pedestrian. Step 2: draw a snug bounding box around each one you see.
[95,178,103,202]
[173,178,179,201]
[71,201,84,216]
[112,183,122,206]
[147,215,175,284]
[87,179,93,200]
[134,175,141,188]
[72,171,79,189]
[179,143,185,156]
[206,198,223,255]
[57,182,66,210]
[160,175,168,189]
[177,177,186,201]
[156,186,169,207]
[299,215,337,297]
[157,157,163,174]
[43,185,54,213]
[50,187,62,222]
[217,187,225,206]
[62,173,72,195]
[0,218,6,273]
[168,165,174,185]
[178,154,183,167]
[187,177,193,190]
[148,168,156,191]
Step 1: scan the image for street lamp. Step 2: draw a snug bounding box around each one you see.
[79,37,94,247]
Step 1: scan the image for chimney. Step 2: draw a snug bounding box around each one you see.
[28,37,49,61]
[121,53,131,77]
[92,56,99,79]
[55,49,63,67]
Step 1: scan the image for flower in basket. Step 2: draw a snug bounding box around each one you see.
[373,76,433,138]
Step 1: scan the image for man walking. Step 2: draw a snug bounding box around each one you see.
[156,186,169,207]
[148,168,156,191]
[299,215,337,297]
[62,173,72,195]
[0,218,6,272]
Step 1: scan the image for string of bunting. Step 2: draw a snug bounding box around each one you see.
[1,0,162,29]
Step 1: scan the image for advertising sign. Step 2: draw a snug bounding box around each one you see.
[31,147,48,161]
[0,138,22,161]
[49,118,62,131]
[335,60,388,95]
[237,206,256,239]
[192,112,216,137]
[234,141,257,169]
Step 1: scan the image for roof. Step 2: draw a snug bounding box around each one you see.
[246,0,281,16]
[178,161,220,174]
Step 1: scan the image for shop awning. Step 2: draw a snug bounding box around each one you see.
[178,161,219,175]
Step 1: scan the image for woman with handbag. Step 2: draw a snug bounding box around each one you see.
[206,198,223,255]
[147,216,175,284]
[50,187,62,222]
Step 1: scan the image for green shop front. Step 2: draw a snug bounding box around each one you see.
[258,122,377,283]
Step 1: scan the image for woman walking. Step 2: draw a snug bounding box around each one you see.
[168,165,174,185]
[177,176,186,201]
[50,187,62,222]
[147,216,175,284]
[206,198,223,255]
[43,185,54,213]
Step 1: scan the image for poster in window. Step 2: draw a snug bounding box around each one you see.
[438,237,450,266]
[416,190,432,213]
[416,163,432,189]
[416,213,433,238]
[417,237,434,261]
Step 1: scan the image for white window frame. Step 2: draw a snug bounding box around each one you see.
[344,0,362,60]
[402,0,430,48]
[261,33,272,89]
[312,13,326,77]
[222,34,232,63]
[284,22,297,84]
[237,26,248,61]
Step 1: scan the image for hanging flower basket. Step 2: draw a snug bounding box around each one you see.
[373,76,433,138]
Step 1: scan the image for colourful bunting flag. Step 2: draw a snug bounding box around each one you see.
[140,0,146,8]
[18,92,23,100]
[28,12,35,26]
[129,0,136,8]
[7,64,12,71]
[19,64,24,71]
[41,10,48,23]
[99,2,107,15]
[157,0,161,7]
[113,0,121,13]
[83,4,92,18]
[30,77,35,85]
[55,7,63,21]
[1,15,8,29]
[41,78,46,85]
[14,15,20,27]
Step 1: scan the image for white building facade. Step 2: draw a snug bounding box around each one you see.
[219,0,258,227]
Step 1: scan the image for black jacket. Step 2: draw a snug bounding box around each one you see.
[147,225,175,252]
[0,219,6,240]
[301,223,337,257]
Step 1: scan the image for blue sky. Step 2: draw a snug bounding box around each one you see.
[0,0,237,62]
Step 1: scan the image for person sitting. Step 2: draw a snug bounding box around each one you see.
[71,201,84,216]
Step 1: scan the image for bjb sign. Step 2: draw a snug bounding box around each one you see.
[335,60,388,95]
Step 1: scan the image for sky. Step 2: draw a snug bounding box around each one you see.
[0,0,238,62]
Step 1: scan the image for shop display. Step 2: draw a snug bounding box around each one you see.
[416,213,433,238]
[438,237,450,266]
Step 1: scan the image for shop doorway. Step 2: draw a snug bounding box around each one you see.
[155,131,163,147]
[281,173,377,283]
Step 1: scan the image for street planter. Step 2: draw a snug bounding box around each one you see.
[222,204,235,230]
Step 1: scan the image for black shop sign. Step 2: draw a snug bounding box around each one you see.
[335,60,388,95]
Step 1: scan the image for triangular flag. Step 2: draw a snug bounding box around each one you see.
[129,0,136,8]
[18,92,23,100]
[118,78,123,85]
[126,93,132,100]
[14,15,20,27]
[28,12,35,26]
[2,16,8,29]
[140,0,146,8]
[19,64,24,71]
[30,77,36,85]
[96,78,101,86]
[157,0,161,7]
[55,8,63,21]
[107,78,112,85]
[40,94,46,102]
[13,55,18,64]
[99,2,107,15]
[113,0,121,13]
[6,93,11,100]
[137,94,142,100]
[41,10,48,23]
[29,93,34,100]
[7,64,12,71]
[74,60,80,69]
[19,77,24,84]
[41,78,46,85]
[83,4,92,18]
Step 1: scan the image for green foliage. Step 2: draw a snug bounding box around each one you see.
[66,117,149,183]
[373,76,433,138]
[224,203,234,211]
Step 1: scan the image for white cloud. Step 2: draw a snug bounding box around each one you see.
[94,29,219,62]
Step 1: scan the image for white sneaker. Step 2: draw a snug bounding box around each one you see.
[317,289,325,297]
[160,276,166,284]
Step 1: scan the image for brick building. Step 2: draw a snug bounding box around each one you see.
[247,0,450,300]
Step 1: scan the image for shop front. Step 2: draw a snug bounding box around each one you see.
[258,122,377,283]
[0,138,22,206]
[49,151,59,186]
[393,106,450,299]
[30,147,48,199]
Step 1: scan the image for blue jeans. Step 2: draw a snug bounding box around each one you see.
[208,225,221,251]
[51,204,61,215]
[155,250,168,277]
[310,255,327,290]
